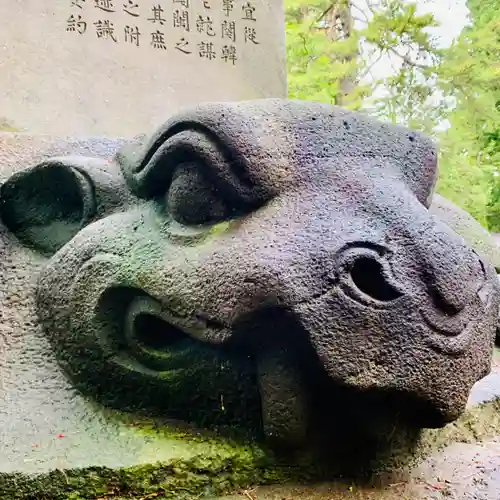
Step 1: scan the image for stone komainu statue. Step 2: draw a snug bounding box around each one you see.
[0,99,499,450]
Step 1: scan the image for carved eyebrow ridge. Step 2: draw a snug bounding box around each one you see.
[115,119,257,207]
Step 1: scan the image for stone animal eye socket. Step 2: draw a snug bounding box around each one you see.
[349,256,403,302]
[166,162,237,226]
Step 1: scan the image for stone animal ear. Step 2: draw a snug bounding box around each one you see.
[0,158,102,254]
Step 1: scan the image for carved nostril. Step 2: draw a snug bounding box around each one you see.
[350,256,403,302]
[428,286,461,316]
[425,252,486,317]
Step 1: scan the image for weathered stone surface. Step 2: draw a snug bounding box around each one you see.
[428,195,500,347]
[219,356,500,500]
[0,132,283,500]
[0,134,238,463]
[1,99,499,452]
[0,0,286,136]
[219,437,500,500]
[1,100,500,500]
[43,101,500,433]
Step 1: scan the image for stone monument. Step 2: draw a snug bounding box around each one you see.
[0,0,286,136]
[2,99,500,499]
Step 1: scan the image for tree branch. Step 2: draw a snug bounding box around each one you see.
[315,1,338,25]
[386,45,430,70]
[350,1,370,23]
[364,0,378,17]
[360,53,383,80]
[351,15,366,25]
[298,32,309,56]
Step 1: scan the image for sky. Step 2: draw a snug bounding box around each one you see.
[410,0,470,130]
[419,0,470,48]
[359,0,470,81]
[354,0,470,129]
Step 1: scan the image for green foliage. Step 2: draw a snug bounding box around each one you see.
[286,0,364,108]
[285,0,442,119]
[370,69,447,134]
[285,0,500,229]
[435,0,500,227]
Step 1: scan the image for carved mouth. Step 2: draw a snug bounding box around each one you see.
[67,252,236,377]
[118,294,231,371]
[66,281,264,432]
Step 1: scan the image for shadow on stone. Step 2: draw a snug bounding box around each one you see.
[57,289,425,481]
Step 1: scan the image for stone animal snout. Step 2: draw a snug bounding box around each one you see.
[1,99,498,447]
[33,155,498,434]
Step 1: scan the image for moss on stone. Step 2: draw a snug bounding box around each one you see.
[421,398,500,452]
[3,398,500,499]
[0,446,307,500]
